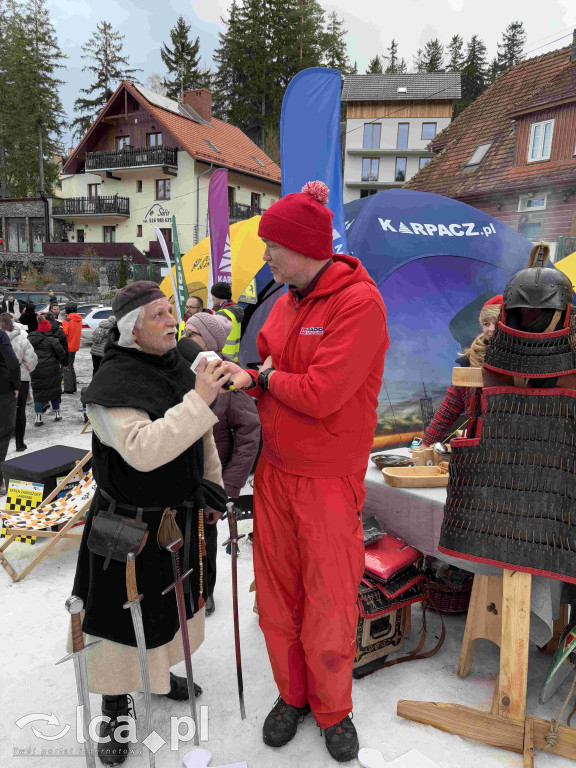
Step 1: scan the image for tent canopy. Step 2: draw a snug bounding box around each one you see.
[344,189,533,447]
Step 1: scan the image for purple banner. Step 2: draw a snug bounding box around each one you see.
[208,168,232,295]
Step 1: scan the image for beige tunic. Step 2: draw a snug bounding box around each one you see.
[68,390,223,695]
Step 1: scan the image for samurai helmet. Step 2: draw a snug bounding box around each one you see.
[503,243,572,312]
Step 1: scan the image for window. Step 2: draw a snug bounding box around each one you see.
[251,155,266,168]
[362,157,379,182]
[251,192,261,211]
[518,193,547,212]
[30,219,45,253]
[228,186,236,206]
[77,229,85,243]
[87,183,100,199]
[465,142,492,167]
[116,136,130,149]
[363,123,381,149]
[6,218,27,252]
[146,132,162,147]
[155,179,171,200]
[397,123,409,149]
[136,180,143,193]
[528,120,554,162]
[360,189,378,198]
[93,309,112,320]
[395,157,407,182]
[159,227,172,243]
[419,157,432,170]
[519,221,542,239]
[204,139,221,153]
[137,224,143,237]
[103,226,116,243]
[421,123,436,140]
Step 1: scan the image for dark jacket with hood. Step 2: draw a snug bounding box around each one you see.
[45,312,69,366]
[0,328,20,396]
[212,390,261,498]
[28,329,65,402]
[18,303,38,333]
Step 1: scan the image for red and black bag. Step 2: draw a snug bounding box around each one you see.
[353,534,445,679]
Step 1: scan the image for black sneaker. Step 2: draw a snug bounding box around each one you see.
[323,714,359,762]
[263,696,311,748]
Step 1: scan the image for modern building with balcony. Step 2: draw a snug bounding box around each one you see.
[341,73,461,203]
[59,81,281,271]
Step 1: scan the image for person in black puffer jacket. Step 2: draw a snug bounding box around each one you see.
[45,311,69,366]
[28,314,65,426]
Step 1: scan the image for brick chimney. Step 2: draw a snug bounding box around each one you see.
[182,89,212,123]
[572,29,576,62]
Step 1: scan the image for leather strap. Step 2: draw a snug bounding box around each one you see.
[99,487,163,519]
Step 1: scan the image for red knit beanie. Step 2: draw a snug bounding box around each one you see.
[37,314,51,333]
[257,181,333,261]
[479,295,503,325]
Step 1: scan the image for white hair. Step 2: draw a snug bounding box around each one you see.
[117,306,145,347]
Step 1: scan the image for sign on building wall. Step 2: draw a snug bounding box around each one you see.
[144,203,172,225]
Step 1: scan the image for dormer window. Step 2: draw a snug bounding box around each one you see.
[528,119,553,162]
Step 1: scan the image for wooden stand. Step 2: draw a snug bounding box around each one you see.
[398,571,576,765]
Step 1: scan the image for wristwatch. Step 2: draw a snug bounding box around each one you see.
[257,367,274,391]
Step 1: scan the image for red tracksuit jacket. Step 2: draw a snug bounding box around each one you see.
[250,254,389,478]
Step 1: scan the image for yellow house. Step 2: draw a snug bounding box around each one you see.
[57,81,281,274]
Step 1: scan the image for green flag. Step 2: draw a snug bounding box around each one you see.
[172,216,189,323]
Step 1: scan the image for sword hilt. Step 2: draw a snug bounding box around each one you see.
[65,596,85,654]
[126,553,140,604]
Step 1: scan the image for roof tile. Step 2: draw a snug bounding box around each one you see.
[342,72,461,102]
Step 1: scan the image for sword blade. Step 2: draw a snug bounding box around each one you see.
[125,599,155,768]
[73,654,96,768]
[171,561,199,745]
[230,538,246,719]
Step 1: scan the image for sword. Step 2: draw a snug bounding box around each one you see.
[161,538,199,745]
[223,500,246,719]
[124,552,155,768]
[56,596,101,768]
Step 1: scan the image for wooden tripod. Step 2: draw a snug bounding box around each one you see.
[398,571,576,766]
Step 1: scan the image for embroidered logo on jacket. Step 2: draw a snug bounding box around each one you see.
[300,327,324,335]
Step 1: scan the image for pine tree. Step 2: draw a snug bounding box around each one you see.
[366,55,382,74]
[117,255,126,288]
[384,39,407,73]
[422,39,444,72]
[497,21,526,73]
[487,56,500,84]
[0,0,66,197]
[413,48,426,72]
[72,21,141,140]
[456,35,488,115]
[348,60,358,74]
[161,16,210,100]
[446,34,464,71]
[323,10,350,72]
[213,0,327,146]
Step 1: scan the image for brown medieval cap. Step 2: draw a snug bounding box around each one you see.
[112,281,166,321]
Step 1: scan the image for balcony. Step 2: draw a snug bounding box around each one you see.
[52,195,130,218]
[85,146,178,172]
[42,242,149,265]
[229,202,264,223]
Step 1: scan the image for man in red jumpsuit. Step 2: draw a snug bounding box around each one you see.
[225,181,389,762]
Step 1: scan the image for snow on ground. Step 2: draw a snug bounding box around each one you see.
[0,344,574,768]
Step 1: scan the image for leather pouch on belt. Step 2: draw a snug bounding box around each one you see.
[87,509,149,571]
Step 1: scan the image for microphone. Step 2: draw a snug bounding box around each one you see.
[177,337,237,393]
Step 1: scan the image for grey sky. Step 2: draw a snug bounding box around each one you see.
[48,0,576,149]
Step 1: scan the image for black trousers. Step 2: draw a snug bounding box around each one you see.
[14,381,29,447]
[0,392,16,485]
[63,351,77,393]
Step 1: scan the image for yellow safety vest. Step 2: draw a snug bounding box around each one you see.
[178,319,186,340]
[218,308,242,362]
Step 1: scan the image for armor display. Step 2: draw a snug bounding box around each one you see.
[439,244,576,583]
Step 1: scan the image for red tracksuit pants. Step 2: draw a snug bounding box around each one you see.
[253,458,366,729]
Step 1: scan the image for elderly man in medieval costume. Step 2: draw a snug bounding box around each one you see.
[71,281,230,766]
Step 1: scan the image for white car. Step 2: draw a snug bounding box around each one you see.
[81,306,113,342]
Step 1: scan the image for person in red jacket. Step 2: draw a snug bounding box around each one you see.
[224,181,389,763]
[61,302,82,393]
